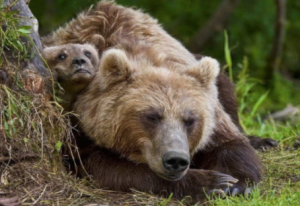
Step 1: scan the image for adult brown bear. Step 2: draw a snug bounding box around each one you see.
[42,1,275,203]
[69,49,259,203]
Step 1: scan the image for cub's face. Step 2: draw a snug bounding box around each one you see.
[76,49,220,181]
[43,44,99,90]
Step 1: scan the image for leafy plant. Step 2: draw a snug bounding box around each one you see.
[224,30,233,81]
[223,32,270,134]
[0,5,33,64]
[0,85,31,139]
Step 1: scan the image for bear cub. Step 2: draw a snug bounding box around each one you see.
[43,43,99,110]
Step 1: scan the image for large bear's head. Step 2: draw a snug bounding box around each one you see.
[75,49,220,181]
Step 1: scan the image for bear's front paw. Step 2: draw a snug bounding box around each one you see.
[187,170,238,201]
[248,135,278,150]
[205,171,239,197]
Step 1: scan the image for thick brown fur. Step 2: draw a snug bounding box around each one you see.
[43,44,99,110]
[43,1,263,203]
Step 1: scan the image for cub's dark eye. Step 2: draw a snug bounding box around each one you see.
[183,118,195,128]
[57,53,67,61]
[144,113,162,125]
[84,51,92,59]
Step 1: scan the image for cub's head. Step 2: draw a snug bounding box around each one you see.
[77,49,220,181]
[43,43,99,93]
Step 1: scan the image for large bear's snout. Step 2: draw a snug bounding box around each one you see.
[163,151,190,173]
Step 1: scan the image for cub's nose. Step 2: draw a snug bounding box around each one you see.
[72,57,86,66]
[163,151,190,173]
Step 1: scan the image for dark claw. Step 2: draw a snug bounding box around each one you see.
[263,138,278,147]
[215,172,239,185]
[225,186,253,197]
[244,188,251,196]
[224,187,230,195]
[219,183,234,187]
[207,189,226,198]
[231,188,239,196]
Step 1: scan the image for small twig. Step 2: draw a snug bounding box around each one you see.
[32,185,47,205]
[0,196,20,206]
[0,156,12,162]
[268,105,299,121]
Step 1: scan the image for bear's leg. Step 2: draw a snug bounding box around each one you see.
[77,146,238,203]
[216,73,277,150]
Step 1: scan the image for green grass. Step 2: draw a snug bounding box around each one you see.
[204,147,300,206]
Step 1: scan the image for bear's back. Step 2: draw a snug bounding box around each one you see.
[42,1,196,71]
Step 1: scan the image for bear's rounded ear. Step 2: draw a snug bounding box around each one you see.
[42,47,54,60]
[42,46,59,66]
[99,48,132,85]
[186,56,220,87]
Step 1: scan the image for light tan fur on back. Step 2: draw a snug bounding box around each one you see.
[42,1,196,71]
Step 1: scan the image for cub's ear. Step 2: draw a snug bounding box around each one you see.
[186,56,220,87]
[99,48,132,86]
[42,47,55,61]
[42,46,64,63]
[42,46,59,67]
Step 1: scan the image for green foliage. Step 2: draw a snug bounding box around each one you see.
[223,34,270,134]
[264,73,300,111]
[208,185,300,206]
[0,6,33,62]
[55,140,63,152]
[157,193,173,206]
[235,57,269,131]
[224,30,233,81]
[0,1,69,172]
[0,85,32,138]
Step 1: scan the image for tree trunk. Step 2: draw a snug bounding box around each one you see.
[264,0,286,84]
[2,0,50,93]
[187,0,240,53]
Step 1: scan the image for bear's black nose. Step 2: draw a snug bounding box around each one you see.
[163,151,190,173]
[72,57,86,66]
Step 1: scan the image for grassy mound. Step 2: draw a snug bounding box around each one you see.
[0,5,175,205]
